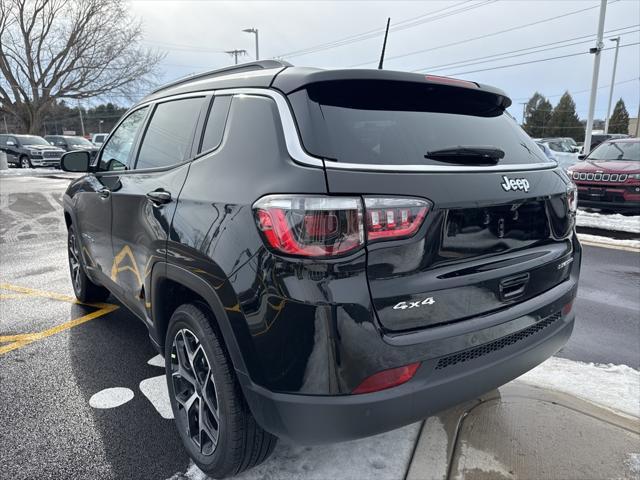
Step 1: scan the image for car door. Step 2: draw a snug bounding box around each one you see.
[74,107,149,282]
[4,136,20,164]
[110,94,207,322]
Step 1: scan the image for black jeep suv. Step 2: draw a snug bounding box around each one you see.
[60,61,581,478]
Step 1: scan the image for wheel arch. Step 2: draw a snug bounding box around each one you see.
[151,262,249,376]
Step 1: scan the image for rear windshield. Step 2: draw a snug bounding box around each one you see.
[288,80,551,166]
[588,141,639,162]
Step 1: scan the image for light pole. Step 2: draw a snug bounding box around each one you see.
[604,37,621,134]
[98,120,104,134]
[225,49,247,65]
[242,28,259,61]
[583,0,607,154]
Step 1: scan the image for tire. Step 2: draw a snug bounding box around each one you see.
[67,225,110,303]
[20,155,33,168]
[165,303,277,478]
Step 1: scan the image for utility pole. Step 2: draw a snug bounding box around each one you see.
[635,103,640,137]
[242,28,259,60]
[604,37,621,134]
[225,49,247,65]
[584,0,607,154]
[77,100,85,136]
[2,115,8,134]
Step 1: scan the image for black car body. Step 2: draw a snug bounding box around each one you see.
[60,61,581,477]
[45,135,99,160]
[0,134,65,168]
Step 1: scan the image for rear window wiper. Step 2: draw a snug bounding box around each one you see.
[424,145,505,165]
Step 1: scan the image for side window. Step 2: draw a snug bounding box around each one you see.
[199,96,232,153]
[135,97,204,170]
[99,107,149,171]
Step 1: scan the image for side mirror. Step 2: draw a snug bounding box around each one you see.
[578,154,586,161]
[61,150,90,172]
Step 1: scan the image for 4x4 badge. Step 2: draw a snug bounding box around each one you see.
[501,176,530,193]
[393,297,435,310]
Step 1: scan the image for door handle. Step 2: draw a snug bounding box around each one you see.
[146,190,172,205]
[98,188,110,199]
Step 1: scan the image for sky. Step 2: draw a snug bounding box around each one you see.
[128,0,640,123]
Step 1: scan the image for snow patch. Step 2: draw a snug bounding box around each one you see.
[147,354,165,368]
[517,357,640,418]
[89,387,134,409]
[172,423,421,480]
[453,442,514,480]
[577,233,640,249]
[576,209,640,234]
[139,374,174,419]
[625,453,640,477]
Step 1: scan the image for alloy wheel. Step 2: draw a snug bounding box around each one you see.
[171,328,220,456]
[68,231,82,293]
[21,157,30,168]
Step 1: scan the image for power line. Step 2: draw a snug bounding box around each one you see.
[444,41,639,76]
[275,0,497,59]
[412,25,638,73]
[348,1,618,68]
[513,77,639,102]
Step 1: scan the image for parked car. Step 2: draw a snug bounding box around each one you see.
[568,138,640,212]
[0,134,65,168]
[91,133,108,146]
[588,133,629,152]
[45,135,99,159]
[535,141,558,162]
[538,139,580,170]
[60,61,581,478]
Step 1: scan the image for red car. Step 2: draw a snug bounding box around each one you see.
[568,138,640,212]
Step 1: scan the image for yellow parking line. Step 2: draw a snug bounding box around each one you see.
[0,283,119,355]
[0,304,119,355]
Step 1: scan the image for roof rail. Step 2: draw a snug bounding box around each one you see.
[151,60,293,94]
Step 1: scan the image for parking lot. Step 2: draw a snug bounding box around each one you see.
[1,171,639,479]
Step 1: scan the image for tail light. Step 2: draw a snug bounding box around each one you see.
[364,197,430,242]
[352,362,421,394]
[254,196,364,257]
[254,195,430,258]
[567,183,578,213]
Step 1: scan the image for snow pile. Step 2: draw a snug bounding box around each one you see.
[577,233,640,250]
[0,167,63,176]
[517,356,640,418]
[171,423,421,480]
[576,209,640,234]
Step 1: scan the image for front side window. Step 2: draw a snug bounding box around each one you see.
[136,97,204,170]
[99,107,149,171]
[588,141,639,162]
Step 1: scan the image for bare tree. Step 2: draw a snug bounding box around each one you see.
[0,0,165,133]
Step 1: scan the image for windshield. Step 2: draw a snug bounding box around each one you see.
[19,135,50,146]
[588,141,639,162]
[67,136,93,146]
[289,80,550,166]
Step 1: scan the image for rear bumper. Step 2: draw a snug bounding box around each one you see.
[240,304,575,444]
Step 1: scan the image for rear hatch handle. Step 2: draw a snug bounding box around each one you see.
[499,272,530,301]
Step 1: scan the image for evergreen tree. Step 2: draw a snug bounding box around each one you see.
[548,92,583,141]
[522,92,553,138]
[608,98,629,134]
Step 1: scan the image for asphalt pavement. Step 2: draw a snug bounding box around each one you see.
[0,170,638,479]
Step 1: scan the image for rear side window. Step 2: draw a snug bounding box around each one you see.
[136,97,204,170]
[199,96,232,153]
[289,80,550,166]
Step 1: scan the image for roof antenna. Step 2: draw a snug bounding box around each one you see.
[378,17,391,69]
